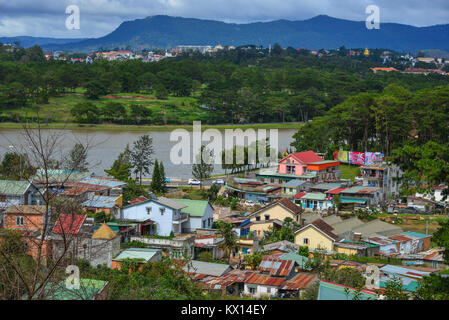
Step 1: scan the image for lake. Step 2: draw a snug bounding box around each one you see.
[0,128,297,179]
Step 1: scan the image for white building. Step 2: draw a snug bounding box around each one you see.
[120,197,214,236]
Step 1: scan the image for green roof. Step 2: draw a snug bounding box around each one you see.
[318,281,377,300]
[308,160,339,165]
[341,197,368,204]
[0,180,31,195]
[171,198,210,217]
[27,279,108,300]
[279,252,313,271]
[113,248,161,262]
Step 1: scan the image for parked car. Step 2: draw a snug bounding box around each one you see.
[212,179,225,185]
[188,178,201,185]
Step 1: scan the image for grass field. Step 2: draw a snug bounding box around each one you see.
[340,164,361,182]
[0,92,304,131]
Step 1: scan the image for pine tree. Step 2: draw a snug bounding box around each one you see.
[159,161,167,194]
[151,159,161,193]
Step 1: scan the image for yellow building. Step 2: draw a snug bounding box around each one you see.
[247,198,303,239]
[232,239,259,258]
[364,48,370,56]
[294,219,337,252]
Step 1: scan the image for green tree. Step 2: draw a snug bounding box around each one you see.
[215,221,237,263]
[64,143,89,172]
[71,102,100,123]
[415,273,449,300]
[130,135,154,185]
[432,219,449,264]
[150,159,161,193]
[104,145,132,181]
[383,276,409,300]
[158,161,167,194]
[298,246,310,257]
[0,152,35,180]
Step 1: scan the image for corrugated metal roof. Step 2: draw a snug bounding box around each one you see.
[380,265,431,279]
[0,180,32,195]
[245,273,286,286]
[113,248,160,262]
[258,258,294,277]
[300,192,328,201]
[82,196,118,208]
[200,270,256,289]
[280,273,317,290]
[317,280,377,300]
[183,260,232,277]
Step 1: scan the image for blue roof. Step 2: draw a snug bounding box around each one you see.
[81,177,127,188]
[317,281,377,300]
[283,180,307,187]
[380,265,431,279]
[403,231,431,239]
[82,196,118,208]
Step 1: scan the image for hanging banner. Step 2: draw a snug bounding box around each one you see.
[349,151,365,165]
[334,150,349,163]
[364,152,385,165]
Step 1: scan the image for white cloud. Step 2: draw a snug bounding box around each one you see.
[0,0,447,38]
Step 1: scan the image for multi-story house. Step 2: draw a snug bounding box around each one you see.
[360,163,402,200]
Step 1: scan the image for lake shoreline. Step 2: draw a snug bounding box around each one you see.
[0,122,303,132]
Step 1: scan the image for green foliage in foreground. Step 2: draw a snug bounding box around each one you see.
[77,257,204,300]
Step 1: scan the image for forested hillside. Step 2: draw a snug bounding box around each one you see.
[1,43,449,126]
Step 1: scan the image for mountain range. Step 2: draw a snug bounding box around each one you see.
[2,15,449,53]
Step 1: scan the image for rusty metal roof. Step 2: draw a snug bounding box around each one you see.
[280,273,317,290]
[245,273,286,286]
[258,258,294,277]
[199,270,257,290]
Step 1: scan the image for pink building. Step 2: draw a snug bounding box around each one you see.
[278,151,324,176]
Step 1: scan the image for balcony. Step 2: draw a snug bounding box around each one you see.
[173,212,188,224]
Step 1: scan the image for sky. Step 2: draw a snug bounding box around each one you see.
[0,0,448,38]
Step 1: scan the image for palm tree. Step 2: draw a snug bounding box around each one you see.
[216,221,237,263]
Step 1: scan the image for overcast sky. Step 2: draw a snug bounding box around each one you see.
[0,0,448,38]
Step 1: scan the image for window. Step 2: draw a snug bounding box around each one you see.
[146,207,152,215]
[159,208,165,215]
[255,216,260,221]
[267,287,271,294]
[264,215,270,221]
[16,216,24,226]
[303,238,309,245]
[249,287,255,294]
[0,195,6,202]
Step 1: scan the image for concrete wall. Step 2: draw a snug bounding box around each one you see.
[294,226,334,251]
[244,283,278,298]
[121,201,177,236]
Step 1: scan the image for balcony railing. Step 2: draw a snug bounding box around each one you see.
[173,212,188,221]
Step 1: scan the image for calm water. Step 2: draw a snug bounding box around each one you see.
[0,128,297,179]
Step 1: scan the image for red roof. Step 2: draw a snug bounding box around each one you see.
[290,151,324,164]
[53,214,86,235]
[325,188,346,195]
[294,192,306,199]
[280,273,317,290]
[128,196,148,205]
